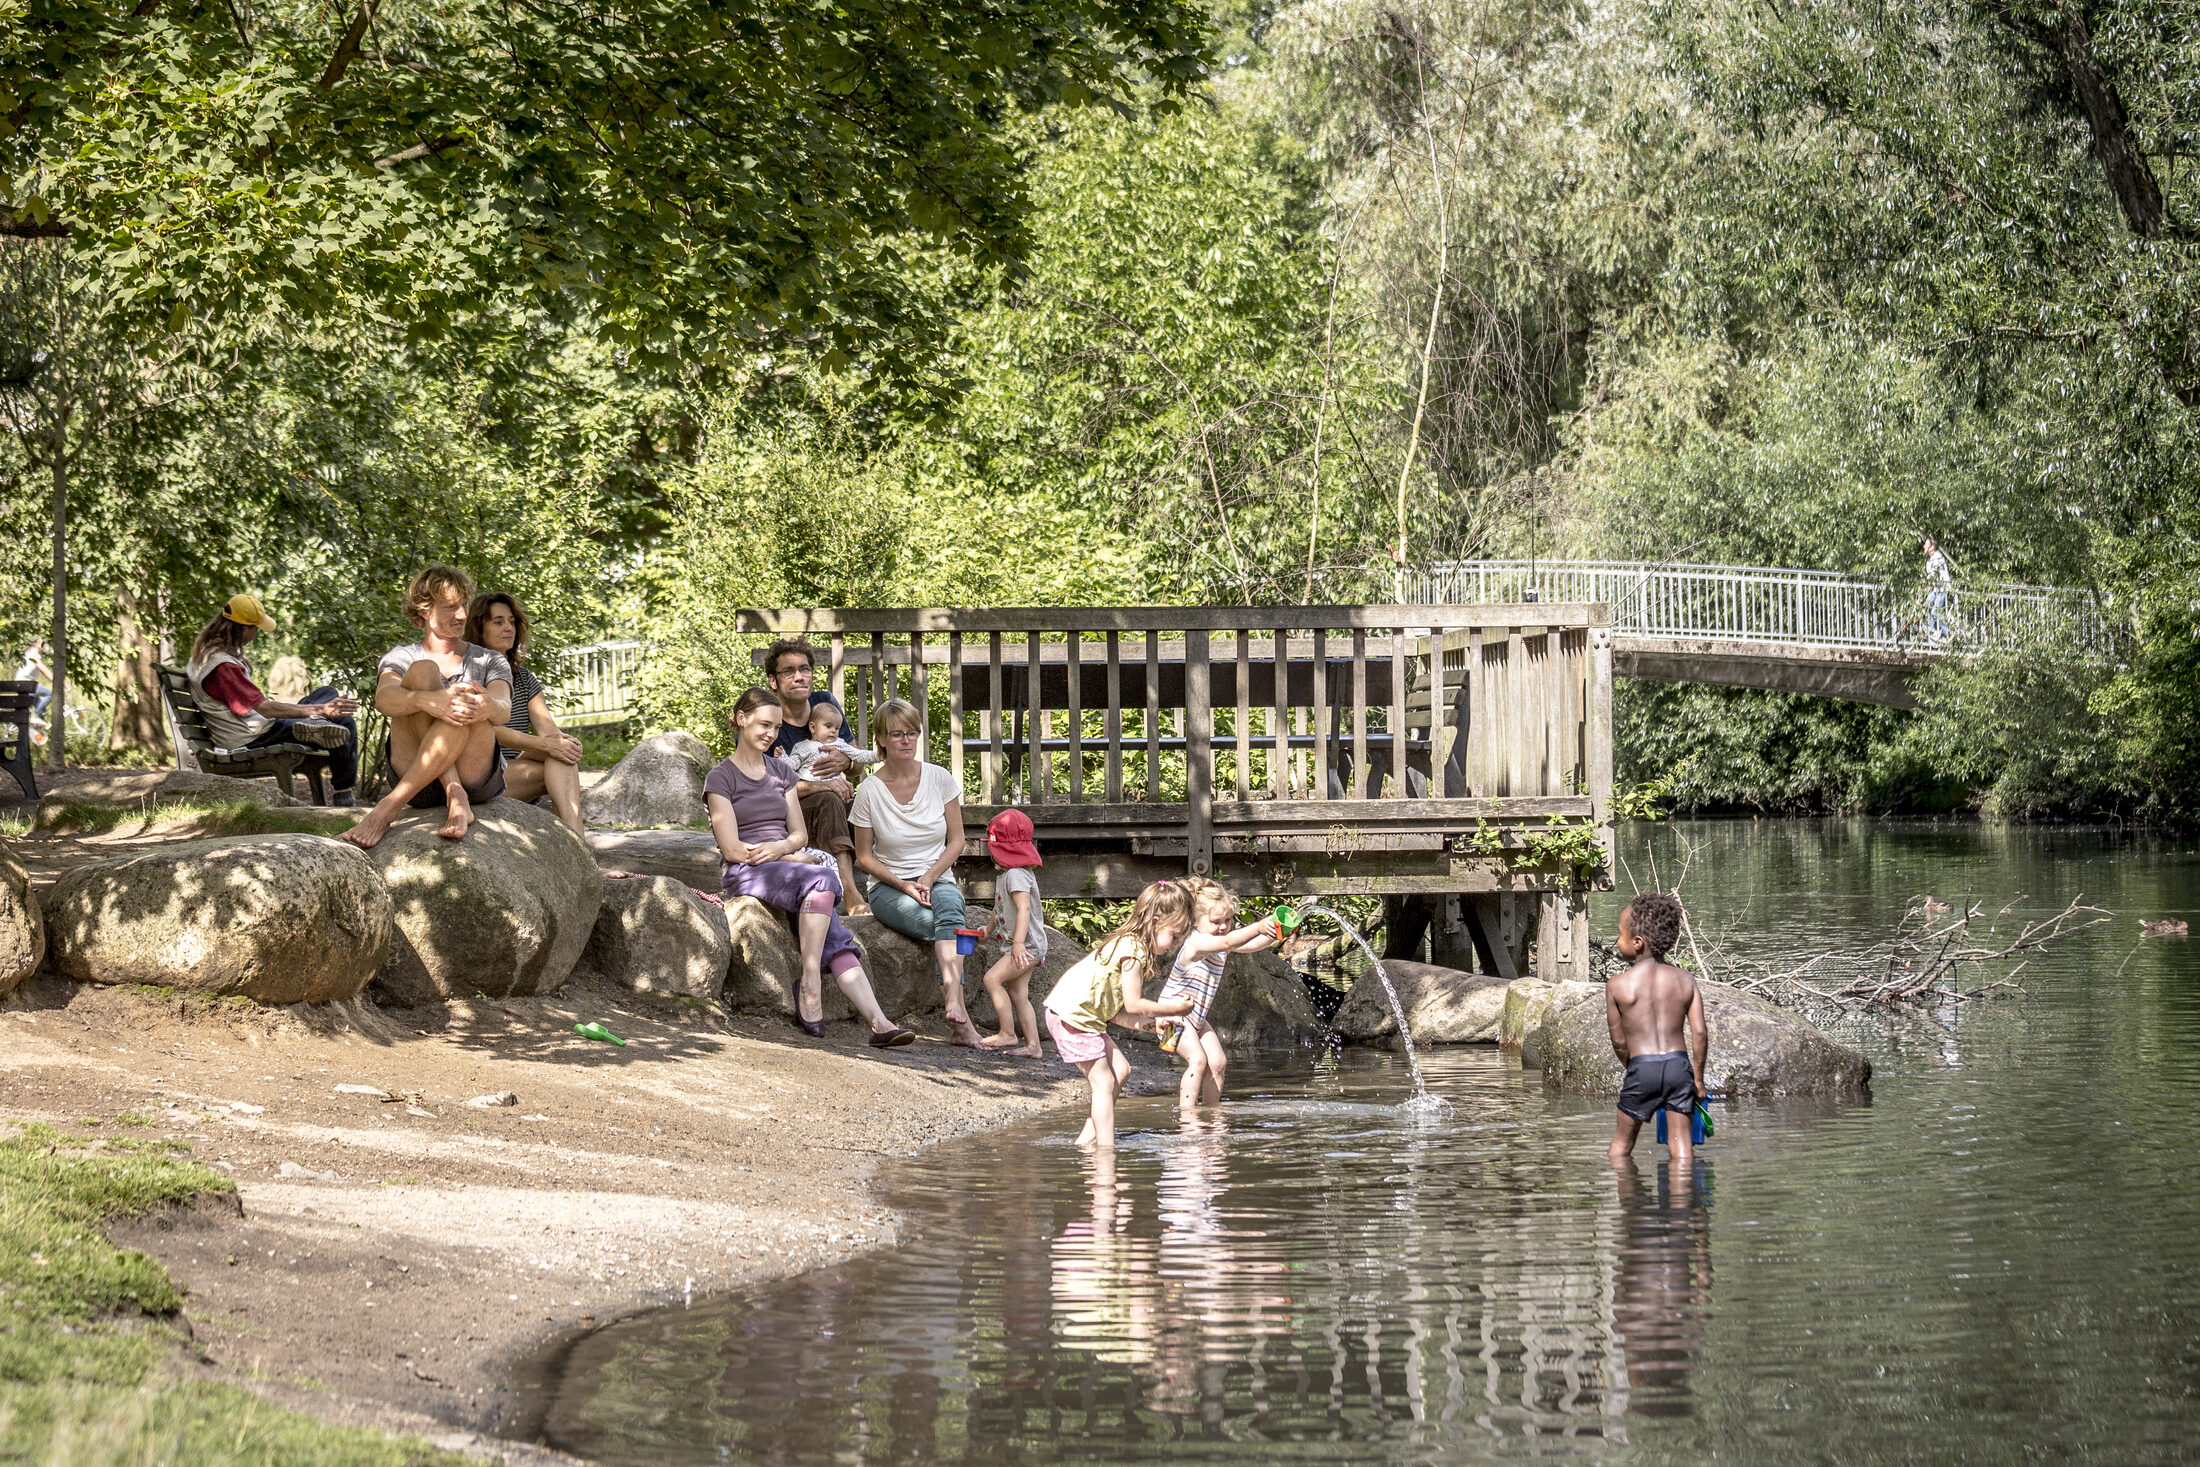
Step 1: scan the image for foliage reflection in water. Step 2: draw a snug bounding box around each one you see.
[545,821,2200,1465]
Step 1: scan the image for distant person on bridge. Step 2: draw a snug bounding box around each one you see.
[1923,537,1955,643]
[1605,892,1709,1165]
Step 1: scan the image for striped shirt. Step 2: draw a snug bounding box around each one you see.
[506,664,543,736]
[1159,950,1227,1026]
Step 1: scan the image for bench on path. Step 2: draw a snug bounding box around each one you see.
[156,665,330,804]
[0,680,36,800]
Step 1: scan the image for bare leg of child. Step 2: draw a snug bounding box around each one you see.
[1665,1106,1694,1166]
[1073,1046,1120,1148]
[1009,974,1043,1058]
[1176,1035,1209,1112]
[978,953,1023,1048]
[1195,1029,1229,1105]
[1608,1110,1643,1165]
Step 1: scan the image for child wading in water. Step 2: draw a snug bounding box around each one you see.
[978,809,1048,1057]
[1043,881,1196,1148]
[1605,891,1710,1164]
[1157,879,1285,1110]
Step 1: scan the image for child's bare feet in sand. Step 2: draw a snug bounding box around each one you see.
[978,1032,1021,1049]
[1011,1043,1044,1058]
[948,1013,988,1048]
[437,788,474,840]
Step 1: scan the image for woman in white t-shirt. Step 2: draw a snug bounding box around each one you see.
[851,698,986,1048]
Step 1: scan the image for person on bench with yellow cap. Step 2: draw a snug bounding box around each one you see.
[185,594,360,805]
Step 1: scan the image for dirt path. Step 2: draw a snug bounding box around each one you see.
[1,973,1161,1460]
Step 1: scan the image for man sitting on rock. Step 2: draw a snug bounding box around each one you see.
[184,595,361,805]
[343,565,512,849]
[763,638,868,915]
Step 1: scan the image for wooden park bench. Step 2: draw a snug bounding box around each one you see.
[156,665,331,804]
[0,680,37,800]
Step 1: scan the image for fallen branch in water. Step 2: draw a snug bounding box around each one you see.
[1697,895,2109,1012]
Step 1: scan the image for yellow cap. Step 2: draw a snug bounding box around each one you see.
[221,594,276,630]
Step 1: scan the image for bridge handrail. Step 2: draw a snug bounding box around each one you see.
[1408,560,2111,654]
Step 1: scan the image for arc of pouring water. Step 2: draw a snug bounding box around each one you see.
[1295,903,1447,1114]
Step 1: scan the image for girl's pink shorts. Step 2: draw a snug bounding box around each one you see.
[1045,1009,1110,1064]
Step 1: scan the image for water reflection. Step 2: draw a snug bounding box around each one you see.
[545,822,2200,1466]
[1609,1160,1711,1419]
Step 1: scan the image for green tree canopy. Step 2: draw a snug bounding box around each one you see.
[2,0,1215,376]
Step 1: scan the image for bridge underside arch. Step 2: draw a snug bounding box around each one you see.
[1613,636,1930,709]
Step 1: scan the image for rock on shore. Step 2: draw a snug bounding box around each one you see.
[1537,983,1873,1097]
[1331,960,1509,1047]
[720,896,849,1022]
[581,732,713,829]
[367,799,601,1007]
[1206,950,1325,1049]
[580,874,731,999]
[0,840,43,996]
[42,834,391,1003]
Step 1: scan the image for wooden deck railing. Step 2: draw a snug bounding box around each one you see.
[738,605,1614,877]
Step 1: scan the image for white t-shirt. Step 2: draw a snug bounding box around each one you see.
[849,763,961,880]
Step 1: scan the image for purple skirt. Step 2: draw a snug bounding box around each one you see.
[721,858,864,975]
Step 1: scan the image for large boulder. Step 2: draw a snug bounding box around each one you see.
[585,828,721,887]
[581,732,714,829]
[365,798,601,1007]
[41,834,390,1003]
[721,896,850,1022]
[1519,981,1603,1068]
[38,769,304,820]
[0,840,47,997]
[1205,949,1325,1049]
[1538,984,1873,1098]
[579,875,731,999]
[840,913,1084,1028]
[1331,959,1509,1048]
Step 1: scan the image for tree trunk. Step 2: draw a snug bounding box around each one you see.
[107,588,171,758]
[47,451,64,771]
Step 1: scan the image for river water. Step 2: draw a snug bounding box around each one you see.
[542,821,2200,1464]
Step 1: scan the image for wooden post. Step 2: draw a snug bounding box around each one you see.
[1312,628,1329,800]
[829,633,845,708]
[1105,630,1123,803]
[871,632,887,714]
[1234,628,1251,800]
[1185,628,1212,876]
[1144,629,1161,800]
[1027,631,1047,803]
[986,631,1004,804]
[1506,626,1525,798]
[1271,628,1289,799]
[948,631,964,796]
[1066,630,1082,803]
[911,630,927,763]
[1466,627,1485,797]
[1589,623,1615,869]
[1351,628,1368,802]
[1390,625,1407,799]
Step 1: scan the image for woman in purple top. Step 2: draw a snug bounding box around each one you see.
[705,688,913,1047]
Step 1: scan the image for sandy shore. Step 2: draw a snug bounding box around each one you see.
[0,970,1163,1462]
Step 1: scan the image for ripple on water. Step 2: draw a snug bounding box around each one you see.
[543,824,2200,1466]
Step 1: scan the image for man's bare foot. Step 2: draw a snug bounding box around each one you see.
[438,790,474,840]
[845,902,872,917]
[1011,1044,1044,1058]
[340,811,394,850]
[978,1033,1021,1049]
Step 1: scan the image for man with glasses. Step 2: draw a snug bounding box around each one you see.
[763,639,866,914]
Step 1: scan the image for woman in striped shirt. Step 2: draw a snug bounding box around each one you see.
[465,593,585,836]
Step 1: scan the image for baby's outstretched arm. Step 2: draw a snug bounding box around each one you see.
[839,741,883,766]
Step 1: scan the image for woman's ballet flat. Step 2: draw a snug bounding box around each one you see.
[868,1027,917,1048]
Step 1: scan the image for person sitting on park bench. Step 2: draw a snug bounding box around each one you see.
[343,565,512,849]
[184,595,361,805]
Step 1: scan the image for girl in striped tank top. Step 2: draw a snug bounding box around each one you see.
[1157,879,1289,1111]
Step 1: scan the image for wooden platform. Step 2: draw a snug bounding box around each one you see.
[740,604,1618,981]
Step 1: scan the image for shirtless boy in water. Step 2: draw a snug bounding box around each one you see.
[1606,892,1709,1164]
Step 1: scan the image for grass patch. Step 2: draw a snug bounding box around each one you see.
[33,798,356,840]
[0,1124,467,1466]
[0,813,30,839]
